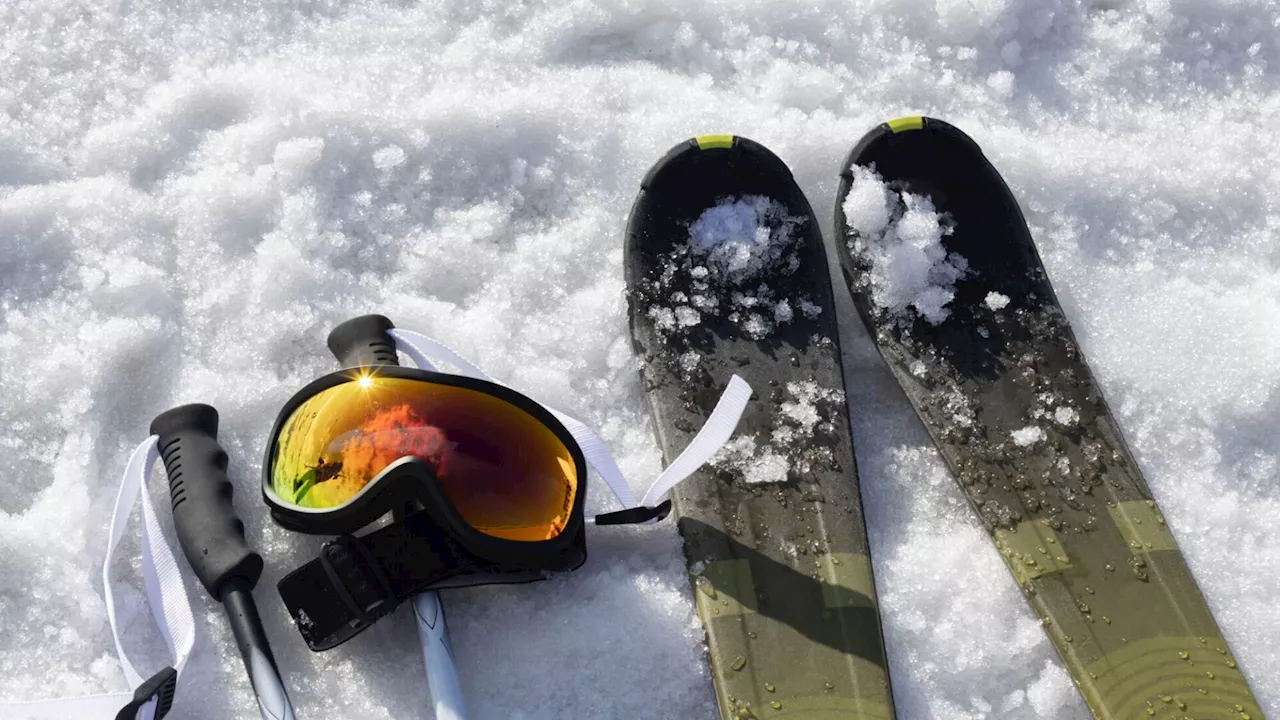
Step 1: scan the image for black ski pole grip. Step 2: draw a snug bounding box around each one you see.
[150,404,264,599]
[327,314,400,368]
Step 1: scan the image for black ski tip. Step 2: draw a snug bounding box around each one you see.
[625,134,821,301]
[833,113,1047,335]
[629,134,809,231]
[639,134,796,191]
[838,115,988,182]
[833,115,1027,254]
[623,130,830,393]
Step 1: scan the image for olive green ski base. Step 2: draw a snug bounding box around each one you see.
[835,117,1263,719]
[627,136,896,719]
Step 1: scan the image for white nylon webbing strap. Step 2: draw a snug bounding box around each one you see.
[640,374,751,507]
[389,328,751,514]
[105,436,196,685]
[0,436,196,720]
[0,691,143,719]
[545,409,638,509]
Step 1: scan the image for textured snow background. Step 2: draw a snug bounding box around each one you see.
[2,0,1278,718]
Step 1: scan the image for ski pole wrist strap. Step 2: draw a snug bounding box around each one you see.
[0,437,195,720]
[277,511,476,651]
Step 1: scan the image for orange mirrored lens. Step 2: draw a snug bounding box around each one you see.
[270,375,578,541]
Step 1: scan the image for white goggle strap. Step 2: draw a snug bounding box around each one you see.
[0,436,196,720]
[388,329,752,519]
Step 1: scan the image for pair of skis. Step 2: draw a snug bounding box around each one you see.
[625,120,1263,719]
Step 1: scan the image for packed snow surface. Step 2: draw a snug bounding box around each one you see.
[3,1,1280,718]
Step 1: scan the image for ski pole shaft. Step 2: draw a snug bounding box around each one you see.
[414,592,468,720]
[150,404,298,720]
[223,578,296,720]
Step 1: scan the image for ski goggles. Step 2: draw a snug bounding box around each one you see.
[265,368,585,543]
[267,316,751,651]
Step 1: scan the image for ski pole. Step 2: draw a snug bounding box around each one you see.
[413,592,467,720]
[151,404,298,720]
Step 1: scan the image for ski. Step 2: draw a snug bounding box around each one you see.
[834,116,1263,719]
[626,135,897,720]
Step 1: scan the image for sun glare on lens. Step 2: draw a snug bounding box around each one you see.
[358,374,373,389]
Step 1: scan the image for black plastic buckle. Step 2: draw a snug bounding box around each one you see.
[319,533,397,626]
[594,499,673,526]
[115,666,177,720]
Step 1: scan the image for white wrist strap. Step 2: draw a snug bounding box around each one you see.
[389,329,752,514]
[0,436,196,720]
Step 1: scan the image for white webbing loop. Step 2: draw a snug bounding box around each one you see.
[0,436,196,720]
[107,437,196,684]
[388,328,751,515]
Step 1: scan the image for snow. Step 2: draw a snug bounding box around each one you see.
[712,435,790,485]
[713,381,844,482]
[1011,425,1047,446]
[644,195,809,343]
[772,381,843,449]
[843,165,968,324]
[2,1,1279,719]
[985,291,1011,310]
[678,351,700,374]
[688,195,803,282]
[773,299,793,323]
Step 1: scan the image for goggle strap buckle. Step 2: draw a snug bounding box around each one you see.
[320,534,396,625]
[280,513,482,650]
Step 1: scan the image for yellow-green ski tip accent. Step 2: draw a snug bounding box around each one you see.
[886,116,924,133]
[696,134,735,150]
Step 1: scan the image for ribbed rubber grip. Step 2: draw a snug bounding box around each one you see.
[150,404,264,599]
[327,315,400,368]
